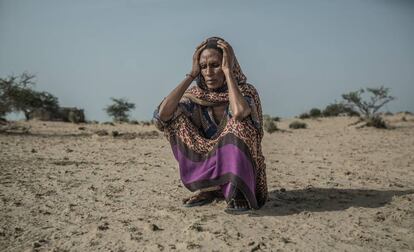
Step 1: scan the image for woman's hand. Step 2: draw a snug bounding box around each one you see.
[190,40,207,77]
[217,40,235,76]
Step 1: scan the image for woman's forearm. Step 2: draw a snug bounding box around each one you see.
[158,75,194,121]
[225,71,251,121]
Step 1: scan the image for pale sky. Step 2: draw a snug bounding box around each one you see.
[1,0,413,121]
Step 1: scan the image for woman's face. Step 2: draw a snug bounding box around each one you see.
[199,48,225,90]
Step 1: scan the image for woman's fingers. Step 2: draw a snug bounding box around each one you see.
[218,41,234,55]
[195,44,207,57]
[193,43,206,57]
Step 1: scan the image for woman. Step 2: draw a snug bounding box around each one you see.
[153,37,267,211]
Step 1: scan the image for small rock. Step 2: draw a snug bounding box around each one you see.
[280,188,286,192]
[150,224,162,231]
[281,237,292,244]
[31,148,37,153]
[111,131,119,137]
[98,222,109,231]
[95,130,109,136]
[78,127,86,130]
[187,242,201,249]
[188,223,203,232]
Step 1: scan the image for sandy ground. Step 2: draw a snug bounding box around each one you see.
[1,114,413,252]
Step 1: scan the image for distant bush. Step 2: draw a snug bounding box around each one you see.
[309,108,322,118]
[264,117,278,133]
[129,120,140,125]
[289,121,307,129]
[263,114,280,122]
[384,111,393,116]
[299,113,310,119]
[104,97,135,122]
[263,114,271,121]
[322,102,359,117]
[141,121,152,126]
[102,121,115,126]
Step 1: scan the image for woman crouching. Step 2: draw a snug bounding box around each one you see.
[153,37,267,212]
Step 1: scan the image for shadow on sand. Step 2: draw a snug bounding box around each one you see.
[248,187,414,217]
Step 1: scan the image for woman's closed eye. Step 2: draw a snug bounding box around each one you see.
[200,63,220,69]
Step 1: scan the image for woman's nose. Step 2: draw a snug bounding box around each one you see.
[206,67,214,74]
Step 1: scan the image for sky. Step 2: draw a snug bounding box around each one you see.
[1,0,413,121]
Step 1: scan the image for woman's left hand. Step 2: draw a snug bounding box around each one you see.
[217,40,235,76]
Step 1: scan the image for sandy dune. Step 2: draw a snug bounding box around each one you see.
[1,115,413,251]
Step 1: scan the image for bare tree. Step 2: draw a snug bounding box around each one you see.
[342,86,395,119]
[342,86,395,128]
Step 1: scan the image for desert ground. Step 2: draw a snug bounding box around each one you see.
[1,114,413,252]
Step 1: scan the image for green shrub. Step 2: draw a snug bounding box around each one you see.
[104,97,135,122]
[322,103,359,117]
[271,116,281,122]
[289,121,307,129]
[299,113,310,119]
[309,108,321,118]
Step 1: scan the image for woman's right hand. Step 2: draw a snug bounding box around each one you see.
[190,40,207,77]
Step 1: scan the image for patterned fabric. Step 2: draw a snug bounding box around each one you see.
[153,95,260,139]
[153,39,268,208]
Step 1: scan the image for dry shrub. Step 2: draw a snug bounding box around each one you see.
[366,116,387,129]
[289,121,307,129]
[299,113,310,119]
[272,116,281,122]
[141,121,152,126]
[264,118,278,133]
[102,121,115,126]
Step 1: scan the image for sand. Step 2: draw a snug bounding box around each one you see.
[1,114,413,252]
